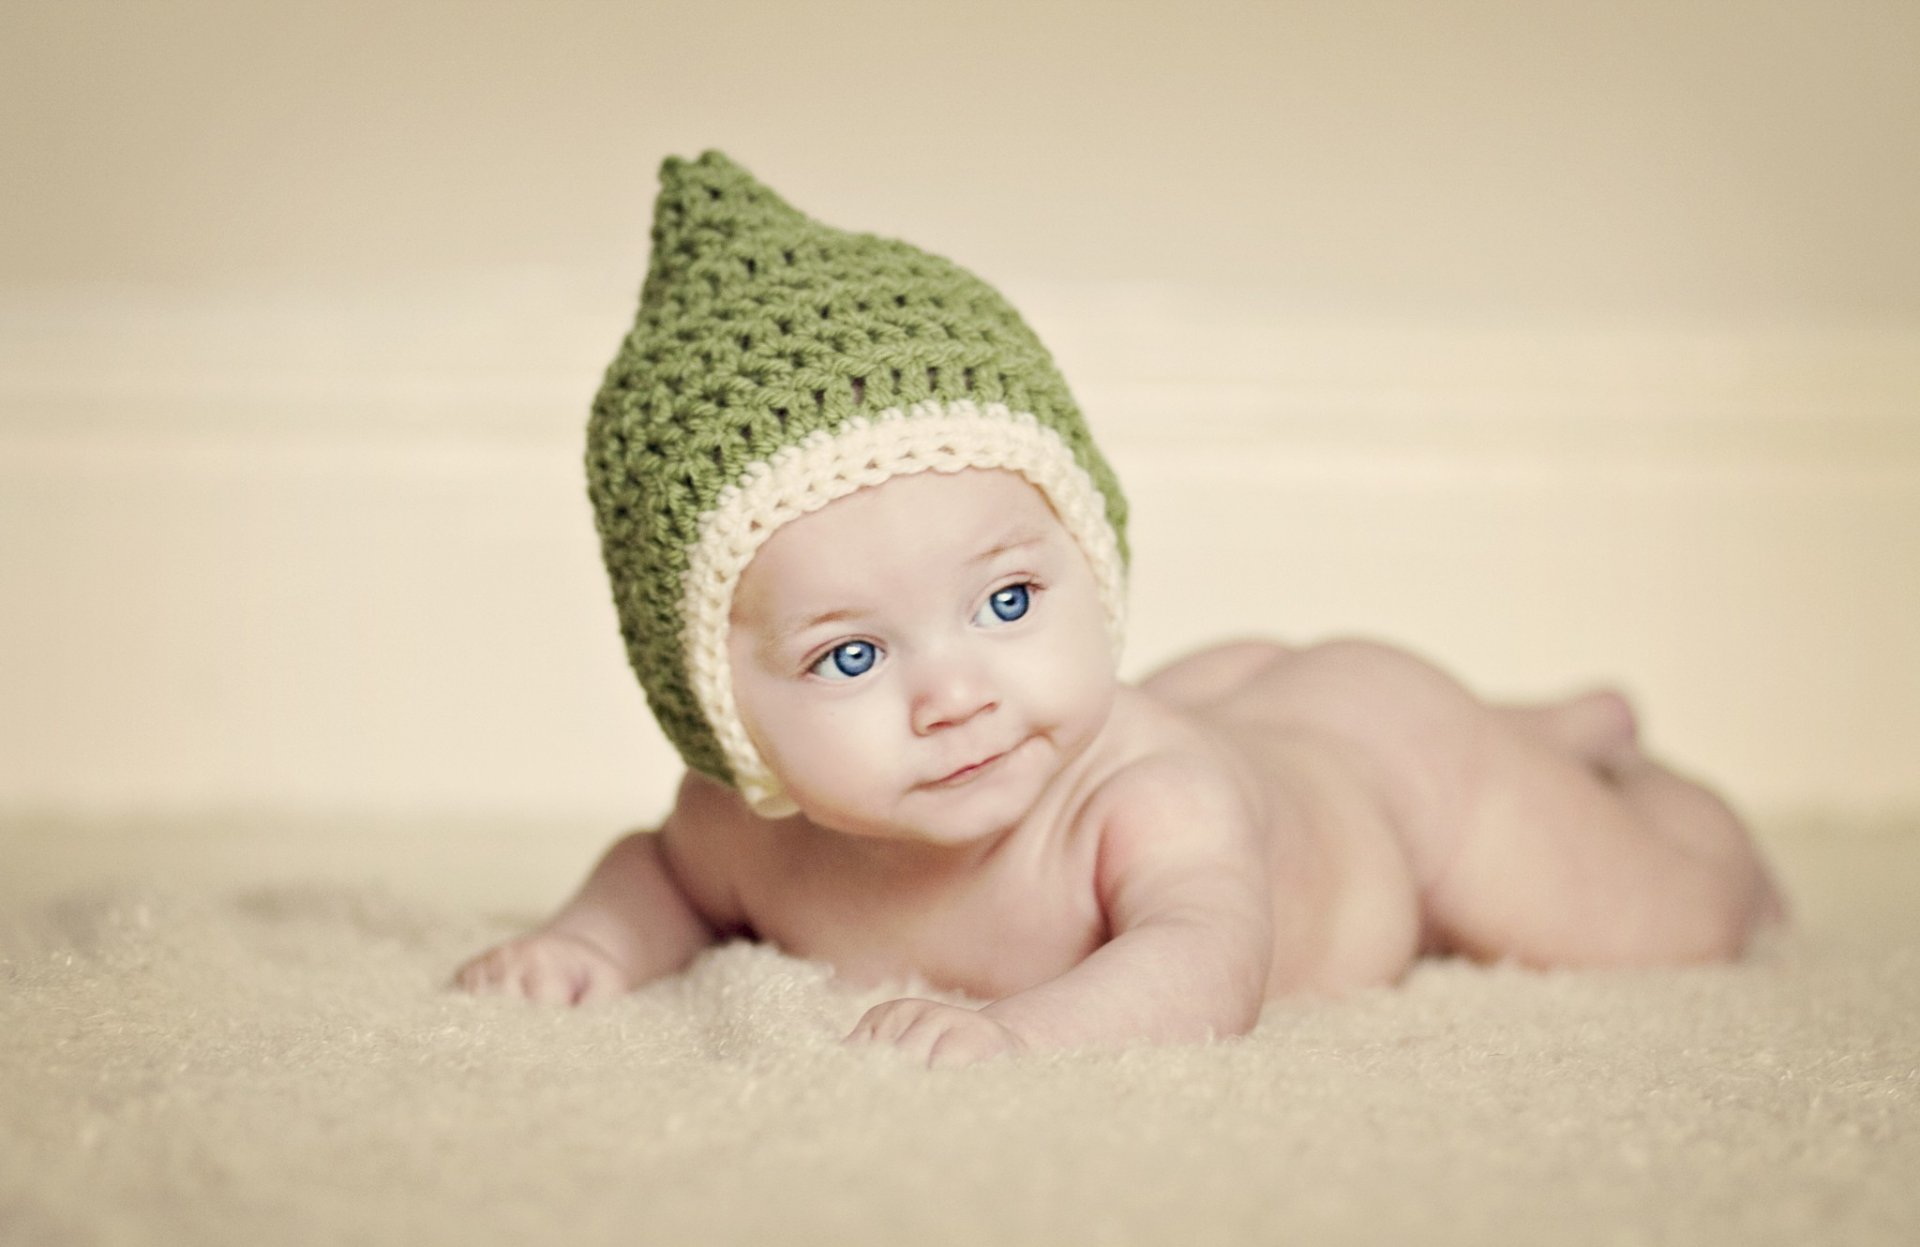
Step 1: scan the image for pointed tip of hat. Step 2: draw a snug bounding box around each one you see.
[660,148,746,183]
[648,149,805,261]
[655,149,783,208]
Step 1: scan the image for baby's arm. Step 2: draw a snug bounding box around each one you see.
[850,759,1273,1065]
[453,809,717,1005]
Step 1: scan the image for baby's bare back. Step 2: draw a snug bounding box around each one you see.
[1149,637,1781,977]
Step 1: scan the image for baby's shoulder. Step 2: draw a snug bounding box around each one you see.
[1075,692,1262,852]
[656,770,768,929]
[1064,698,1268,922]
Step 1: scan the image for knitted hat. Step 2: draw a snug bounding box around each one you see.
[587,150,1129,817]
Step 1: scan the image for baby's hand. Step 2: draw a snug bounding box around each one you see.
[846,998,1027,1069]
[451,929,629,1006]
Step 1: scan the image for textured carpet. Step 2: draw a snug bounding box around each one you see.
[2,815,1915,1246]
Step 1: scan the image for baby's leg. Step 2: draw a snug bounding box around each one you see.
[1425,702,1784,969]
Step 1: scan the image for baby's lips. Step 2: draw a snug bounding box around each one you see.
[928,756,997,787]
[921,739,1028,789]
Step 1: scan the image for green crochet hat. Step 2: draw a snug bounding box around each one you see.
[587,150,1129,816]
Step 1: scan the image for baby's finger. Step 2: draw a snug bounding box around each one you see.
[898,1011,976,1066]
[452,952,506,994]
[844,998,925,1047]
[520,960,576,1006]
[843,1004,890,1045]
[925,1036,981,1069]
[572,959,627,1005]
[878,1021,939,1066]
[854,998,935,1044]
[925,1024,1014,1069]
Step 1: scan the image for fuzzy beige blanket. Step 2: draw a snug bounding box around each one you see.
[2,815,1915,1246]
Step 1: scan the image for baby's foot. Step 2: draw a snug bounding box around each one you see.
[1507,688,1642,772]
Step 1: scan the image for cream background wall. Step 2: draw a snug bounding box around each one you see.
[3,0,1916,826]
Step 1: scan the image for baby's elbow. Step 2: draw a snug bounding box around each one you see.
[1170,989,1259,1045]
[1145,910,1270,1041]
[1201,941,1269,1038]
[1214,993,1264,1040]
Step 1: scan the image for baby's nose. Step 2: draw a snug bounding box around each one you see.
[910,662,998,735]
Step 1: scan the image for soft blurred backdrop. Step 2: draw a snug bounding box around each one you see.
[3,0,1916,851]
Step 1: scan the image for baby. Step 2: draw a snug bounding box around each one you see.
[455,152,1784,1066]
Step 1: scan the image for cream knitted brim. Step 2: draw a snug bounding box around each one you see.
[683,399,1128,817]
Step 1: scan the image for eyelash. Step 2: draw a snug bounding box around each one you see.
[800,578,1043,682]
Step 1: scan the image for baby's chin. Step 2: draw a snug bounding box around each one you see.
[786,786,1041,849]
[802,805,1027,849]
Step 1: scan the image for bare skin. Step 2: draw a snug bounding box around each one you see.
[455,471,1784,1067]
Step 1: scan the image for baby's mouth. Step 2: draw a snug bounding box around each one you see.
[922,741,1024,790]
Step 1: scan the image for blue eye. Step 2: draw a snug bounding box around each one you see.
[810,640,879,680]
[981,583,1031,625]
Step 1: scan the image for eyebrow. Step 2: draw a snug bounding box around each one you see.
[968,526,1048,566]
[775,607,861,643]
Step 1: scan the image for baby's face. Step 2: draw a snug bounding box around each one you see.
[728,469,1118,845]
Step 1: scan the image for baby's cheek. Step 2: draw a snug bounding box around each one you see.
[1020,641,1116,732]
[766,702,900,794]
